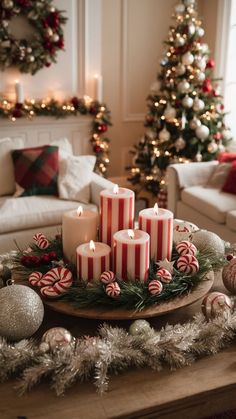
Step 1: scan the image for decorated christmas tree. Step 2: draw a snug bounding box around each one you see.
[127,0,231,196]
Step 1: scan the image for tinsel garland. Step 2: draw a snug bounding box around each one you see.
[0,306,235,396]
[0,97,112,176]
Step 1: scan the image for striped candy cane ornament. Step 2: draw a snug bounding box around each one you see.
[100,185,135,246]
[113,229,150,282]
[139,204,173,262]
[76,241,111,281]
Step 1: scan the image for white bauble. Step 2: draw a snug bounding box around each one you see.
[195,151,202,162]
[175,136,186,151]
[176,63,186,76]
[189,117,201,130]
[188,23,196,36]
[218,141,226,153]
[159,127,170,142]
[164,103,176,119]
[27,55,35,63]
[3,0,13,8]
[173,219,199,243]
[191,230,225,257]
[194,56,207,71]
[150,80,160,93]
[201,43,209,54]
[177,79,190,93]
[184,0,195,5]
[196,125,210,140]
[182,51,194,66]
[182,95,193,108]
[175,36,185,47]
[207,141,218,153]
[175,3,185,14]
[52,34,60,42]
[195,71,205,82]
[222,129,231,140]
[129,320,152,336]
[195,27,205,37]
[193,98,205,111]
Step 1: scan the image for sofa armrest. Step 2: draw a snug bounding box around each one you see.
[166,161,218,215]
[90,173,115,207]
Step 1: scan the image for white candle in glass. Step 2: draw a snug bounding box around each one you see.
[15,80,24,103]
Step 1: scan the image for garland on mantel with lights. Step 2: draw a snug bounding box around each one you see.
[0,97,112,176]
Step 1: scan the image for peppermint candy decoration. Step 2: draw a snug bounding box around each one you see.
[176,240,197,256]
[33,232,49,249]
[202,292,232,320]
[148,279,163,295]
[105,281,120,298]
[28,271,43,287]
[40,267,73,298]
[176,254,199,275]
[156,268,172,283]
[100,271,115,284]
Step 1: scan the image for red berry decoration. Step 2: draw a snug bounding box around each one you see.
[100,271,115,284]
[106,282,120,298]
[40,254,51,264]
[148,280,163,295]
[226,254,234,261]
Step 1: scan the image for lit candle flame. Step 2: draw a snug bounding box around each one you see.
[113,184,119,194]
[77,206,83,216]
[154,203,159,215]
[128,229,135,239]
[89,240,96,252]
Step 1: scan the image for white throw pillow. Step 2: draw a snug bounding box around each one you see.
[0,137,25,196]
[58,155,96,203]
[51,138,73,156]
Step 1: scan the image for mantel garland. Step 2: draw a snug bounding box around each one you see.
[0,97,112,176]
[0,0,67,74]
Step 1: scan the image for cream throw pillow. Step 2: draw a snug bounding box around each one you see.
[58,155,96,203]
[0,137,25,196]
[206,163,232,188]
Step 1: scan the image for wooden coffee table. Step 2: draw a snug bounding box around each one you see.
[0,273,236,419]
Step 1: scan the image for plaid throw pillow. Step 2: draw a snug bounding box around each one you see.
[11,145,59,197]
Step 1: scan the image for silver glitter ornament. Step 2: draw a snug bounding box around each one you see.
[129,319,152,336]
[191,230,225,257]
[196,125,209,141]
[42,327,73,350]
[0,284,44,341]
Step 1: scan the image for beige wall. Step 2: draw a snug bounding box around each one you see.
[102,0,219,177]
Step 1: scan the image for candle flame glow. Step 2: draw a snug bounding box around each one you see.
[128,229,135,239]
[154,203,159,215]
[89,240,96,252]
[113,184,119,194]
[77,206,83,216]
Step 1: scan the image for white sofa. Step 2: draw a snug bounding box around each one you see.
[167,161,236,243]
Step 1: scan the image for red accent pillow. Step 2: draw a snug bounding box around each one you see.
[218,152,236,163]
[222,161,236,195]
[11,145,59,196]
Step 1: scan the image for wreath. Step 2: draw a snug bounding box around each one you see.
[0,0,67,75]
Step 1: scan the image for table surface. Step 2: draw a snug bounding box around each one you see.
[1,274,236,419]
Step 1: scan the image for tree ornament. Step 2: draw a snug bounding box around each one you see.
[176,63,186,76]
[40,267,73,298]
[177,80,190,93]
[188,23,196,36]
[129,319,152,336]
[195,27,205,38]
[201,43,209,54]
[195,71,205,82]
[206,59,215,69]
[184,0,195,5]
[182,95,193,108]
[159,127,170,142]
[156,268,172,283]
[28,271,43,286]
[194,56,207,71]
[222,258,236,294]
[202,292,232,321]
[106,281,121,298]
[222,130,231,141]
[164,103,176,119]
[207,141,218,153]
[182,52,194,66]
[175,35,185,47]
[148,279,163,295]
[193,97,205,112]
[176,240,197,256]
[177,254,199,275]
[191,230,225,257]
[41,327,73,350]
[100,271,115,284]
[0,283,44,341]
[196,125,210,141]
[175,4,185,14]
[173,220,199,243]
[175,136,186,151]
[195,151,202,162]
[203,78,213,93]
[218,141,226,153]
[189,117,201,130]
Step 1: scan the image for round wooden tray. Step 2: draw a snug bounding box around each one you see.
[43,272,214,320]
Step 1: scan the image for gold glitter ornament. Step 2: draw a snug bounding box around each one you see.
[129,319,152,336]
[0,283,44,341]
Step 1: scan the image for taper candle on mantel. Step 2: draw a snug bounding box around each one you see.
[62,206,98,264]
[100,185,135,247]
[94,74,103,102]
[139,204,173,261]
[15,80,24,103]
[76,240,111,280]
[113,229,150,281]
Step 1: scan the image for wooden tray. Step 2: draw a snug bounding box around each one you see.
[43,272,214,320]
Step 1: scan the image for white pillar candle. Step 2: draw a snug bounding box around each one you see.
[62,206,98,264]
[76,240,111,280]
[113,229,150,282]
[94,74,103,102]
[100,185,135,247]
[139,203,173,262]
[15,80,24,103]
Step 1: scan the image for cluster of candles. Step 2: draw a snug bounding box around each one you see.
[62,185,173,282]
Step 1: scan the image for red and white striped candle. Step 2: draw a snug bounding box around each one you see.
[100,185,135,246]
[139,204,173,261]
[76,240,111,281]
[113,229,150,281]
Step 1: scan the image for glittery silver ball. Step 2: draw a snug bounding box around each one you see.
[42,327,73,350]
[0,284,44,341]
[191,230,225,257]
[129,319,151,336]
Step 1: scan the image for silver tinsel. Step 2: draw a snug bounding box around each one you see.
[0,300,234,395]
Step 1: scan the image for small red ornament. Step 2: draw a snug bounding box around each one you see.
[93,144,102,153]
[206,59,215,69]
[214,132,222,141]
[89,106,97,115]
[97,124,107,133]
[57,38,64,49]
[71,96,80,109]
[220,104,225,111]
[202,78,213,93]
[12,108,23,118]
[226,254,234,261]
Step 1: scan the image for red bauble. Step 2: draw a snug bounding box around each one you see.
[202,78,213,93]
[47,12,60,29]
[214,133,222,141]
[220,104,225,110]
[12,108,23,118]
[15,102,23,109]
[57,38,64,49]
[71,96,80,109]
[97,124,108,133]
[89,106,97,115]
[227,254,234,261]
[45,62,51,67]
[93,145,102,153]
[206,59,215,69]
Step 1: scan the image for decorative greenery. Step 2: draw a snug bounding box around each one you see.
[0,97,112,176]
[5,234,226,312]
[0,0,67,74]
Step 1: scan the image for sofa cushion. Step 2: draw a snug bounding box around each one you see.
[181,186,236,224]
[0,137,25,196]
[206,163,232,188]
[218,152,236,163]
[222,161,236,195]
[226,210,236,232]
[0,195,97,234]
[12,145,59,197]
